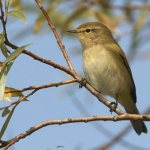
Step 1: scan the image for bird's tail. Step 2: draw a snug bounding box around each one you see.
[125,106,147,135]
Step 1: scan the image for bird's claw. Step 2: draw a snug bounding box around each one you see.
[109,101,118,113]
[79,78,87,88]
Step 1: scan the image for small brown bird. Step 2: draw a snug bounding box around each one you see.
[68,22,147,135]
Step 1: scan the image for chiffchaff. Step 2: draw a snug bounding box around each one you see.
[68,22,147,135]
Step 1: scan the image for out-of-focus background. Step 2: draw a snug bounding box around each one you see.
[0,0,150,150]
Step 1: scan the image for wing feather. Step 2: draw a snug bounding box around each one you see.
[105,41,137,103]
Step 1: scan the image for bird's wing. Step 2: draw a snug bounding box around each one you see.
[106,42,137,103]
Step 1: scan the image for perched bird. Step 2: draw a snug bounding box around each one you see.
[68,22,147,135]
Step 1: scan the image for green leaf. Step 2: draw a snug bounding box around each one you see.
[0,44,29,101]
[2,44,29,67]
[0,62,13,101]
[0,44,9,58]
[0,105,16,139]
[2,108,10,117]
[4,86,24,102]
[8,10,28,23]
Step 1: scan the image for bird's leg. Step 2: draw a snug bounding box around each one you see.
[109,95,118,113]
[79,78,87,88]
[109,101,118,113]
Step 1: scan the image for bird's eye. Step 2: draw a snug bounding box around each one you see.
[85,29,91,33]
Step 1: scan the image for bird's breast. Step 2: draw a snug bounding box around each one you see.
[83,45,125,97]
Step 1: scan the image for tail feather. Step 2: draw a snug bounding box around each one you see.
[131,120,147,135]
[125,106,147,135]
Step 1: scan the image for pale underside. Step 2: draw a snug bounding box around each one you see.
[83,45,132,102]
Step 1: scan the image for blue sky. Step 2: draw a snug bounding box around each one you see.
[0,0,150,150]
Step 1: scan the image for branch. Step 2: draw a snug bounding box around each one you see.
[35,0,75,71]
[5,79,77,93]
[84,83,123,115]
[0,1,9,44]
[71,94,149,150]
[23,50,74,75]
[97,107,150,150]
[1,79,77,111]
[1,114,150,149]
[0,89,38,111]
[5,40,74,77]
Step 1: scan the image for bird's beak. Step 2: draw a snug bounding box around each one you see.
[67,29,78,33]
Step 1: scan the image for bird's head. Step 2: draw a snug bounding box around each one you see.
[68,22,113,48]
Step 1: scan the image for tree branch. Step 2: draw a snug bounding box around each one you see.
[97,107,150,150]
[1,79,77,111]
[0,89,38,111]
[35,0,75,72]
[5,40,74,77]
[1,114,150,149]
[5,79,77,93]
[71,94,149,150]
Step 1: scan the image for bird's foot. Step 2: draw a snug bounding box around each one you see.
[79,78,87,88]
[109,101,118,113]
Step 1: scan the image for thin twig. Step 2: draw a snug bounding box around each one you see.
[0,1,8,43]
[84,83,123,115]
[35,0,75,72]
[0,90,38,111]
[5,79,77,93]
[1,114,150,149]
[23,50,75,77]
[0,79,77,110]
[97,107,150,150]
[1,80,77,111]
[4,40,74,77]
[71,94,150,150]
